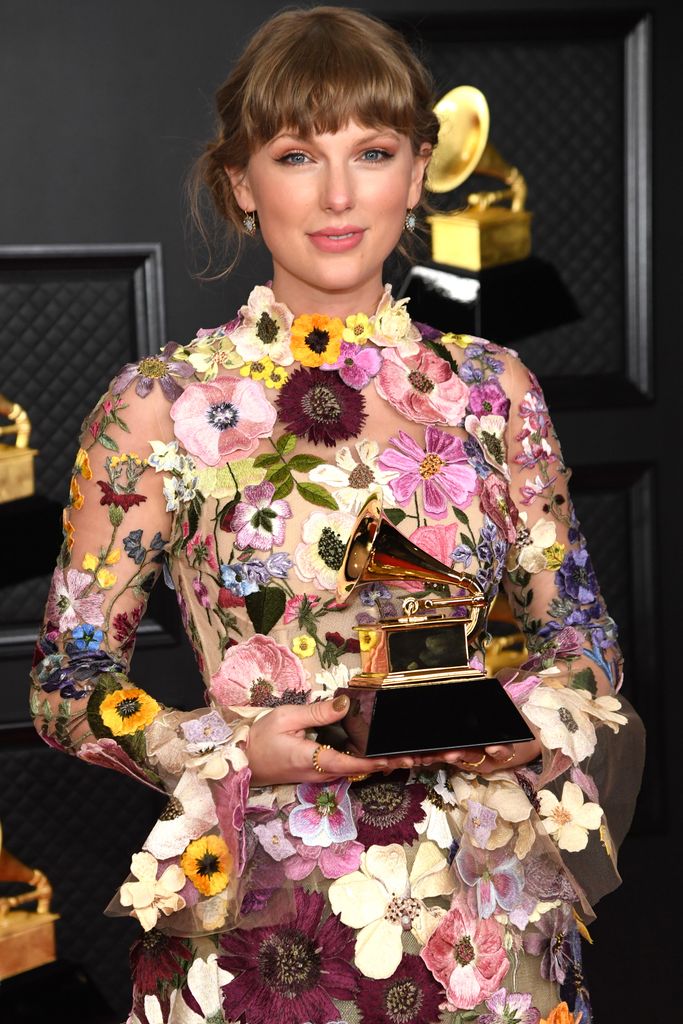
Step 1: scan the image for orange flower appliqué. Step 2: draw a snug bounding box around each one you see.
[541,1002,583,1024]
[100,686,160,735]
[290,313,343,367]
[180,834,232,896]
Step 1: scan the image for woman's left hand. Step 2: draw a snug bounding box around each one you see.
[389,738,542,774]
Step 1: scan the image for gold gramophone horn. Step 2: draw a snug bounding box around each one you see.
[426,85,490,194]
[337,494,484,605]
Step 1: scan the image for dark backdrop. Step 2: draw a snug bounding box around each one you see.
[1,1,680,1020]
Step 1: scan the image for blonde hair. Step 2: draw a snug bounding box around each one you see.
[189,5,439,275]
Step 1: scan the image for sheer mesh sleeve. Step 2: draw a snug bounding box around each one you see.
[499,353,645,907]
[29,362,252,935]
[502,356,622,696]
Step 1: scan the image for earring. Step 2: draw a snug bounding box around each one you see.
[404,208,417,233]
[243,210,257,237]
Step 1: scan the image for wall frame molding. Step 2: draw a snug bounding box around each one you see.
[0,242,176,660]
[388,9,654,410]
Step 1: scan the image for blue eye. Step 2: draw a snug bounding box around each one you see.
[362,149,392,163]
[278,151,309,165]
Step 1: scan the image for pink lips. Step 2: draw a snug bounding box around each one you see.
[307,225,366,253]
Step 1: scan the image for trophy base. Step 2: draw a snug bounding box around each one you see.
[334,676,534,758]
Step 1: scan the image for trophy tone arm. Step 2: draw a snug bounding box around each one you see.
[0,845,53,916]
[0,392,32,448]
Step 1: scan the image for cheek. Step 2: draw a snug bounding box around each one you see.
[369,167,414,219]
[251,191,299,250]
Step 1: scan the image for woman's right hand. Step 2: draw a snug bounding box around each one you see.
[246,694,391,787]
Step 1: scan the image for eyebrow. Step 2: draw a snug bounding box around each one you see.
[270,127,402,145]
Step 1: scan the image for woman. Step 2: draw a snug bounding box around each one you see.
[30,7,644,1024]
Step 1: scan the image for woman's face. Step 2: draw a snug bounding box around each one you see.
[229,120,430,316]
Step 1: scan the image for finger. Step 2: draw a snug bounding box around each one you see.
[278,694,351,732]
[484,744,515,762]
[310,743,387,777]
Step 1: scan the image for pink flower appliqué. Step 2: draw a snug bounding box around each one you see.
[186,532,219,571]
[230,481,293,550]
[480,475,519,543]
[170,376,276,467]
[289,779,357,848]
[409,523,459,566]
[375,346,469,425]
[46,567,105,632]
[324,341,382,390]
[421,901,509,1011]
[209,634,310,708]
[282,834,364,881]
[378,426,478,519]
[283,593,320,624]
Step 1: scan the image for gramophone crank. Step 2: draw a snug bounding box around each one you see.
[331,495,534,758]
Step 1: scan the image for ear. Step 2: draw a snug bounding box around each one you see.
[407,143,432,208]
[224,165,255,212]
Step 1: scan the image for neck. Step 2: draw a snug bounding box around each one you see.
[269,266,386,319]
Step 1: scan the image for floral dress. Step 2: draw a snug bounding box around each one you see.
[31,284,645,1024]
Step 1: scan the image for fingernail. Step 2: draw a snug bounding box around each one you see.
[332,694,349,713]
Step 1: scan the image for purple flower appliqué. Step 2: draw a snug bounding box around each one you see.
[468,379,510,418]
[455,842,525,919]
[522,906,574,984]
[289,779,357,848]
[192,577,211,608]
[356,953,444,1024]
[557,547,599,604]
[479,987,541,1024]
[112,342,194,402]
[231,481,293,551]
[218,889,358,1024]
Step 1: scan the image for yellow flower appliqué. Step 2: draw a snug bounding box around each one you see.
[292,634,316,659]
[69,476,84,510]
[342,312,372,345]
[544,542,565,570]
[180,835,232,896]
[100,686,161,735]
[75,447,92,479]
[96,567,117,589]
[62,510,75,551]
[358,628,380,652]
[441,332,473,349]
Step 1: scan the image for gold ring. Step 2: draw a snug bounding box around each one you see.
[501,753,515,764]
[461,753,486,769]
[312,743,333,774]
[342,751,369,783]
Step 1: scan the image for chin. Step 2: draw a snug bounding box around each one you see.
[304,256,390,294]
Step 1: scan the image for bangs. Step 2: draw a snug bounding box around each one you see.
[240,24,423,147]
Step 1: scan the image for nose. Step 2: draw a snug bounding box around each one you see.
[320,160,354,213]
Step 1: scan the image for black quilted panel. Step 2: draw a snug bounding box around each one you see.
[0,252,161,633]
[570,487,632,675]
[0,274,135,501]
[411,22,626,376]
[0,736,165,1018]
